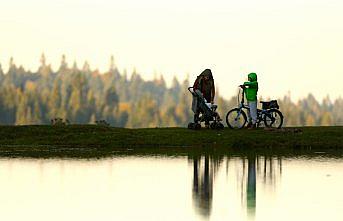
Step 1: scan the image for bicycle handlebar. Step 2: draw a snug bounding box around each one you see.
[238,85,245,104]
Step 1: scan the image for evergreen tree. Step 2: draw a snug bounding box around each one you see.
[0,55,341,127]
[320,112,333,126]
[305,114,316,126]
[58,54,68,73]
[38,53,52,77]
[15,91,28,125]
[0,64,4,83]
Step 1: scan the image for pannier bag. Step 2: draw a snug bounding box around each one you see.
[261,100,279,109]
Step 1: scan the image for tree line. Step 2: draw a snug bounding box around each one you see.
[0,55,342,127]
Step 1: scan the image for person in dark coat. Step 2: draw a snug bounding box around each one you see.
[192,69,216,128]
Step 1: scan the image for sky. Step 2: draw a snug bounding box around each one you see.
[1,0,343,101]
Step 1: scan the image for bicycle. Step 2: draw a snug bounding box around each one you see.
[225,86,284,129]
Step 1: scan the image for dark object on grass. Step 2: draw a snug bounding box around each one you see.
[95,120,110,127]
[51,118,70,126]
[264,127,303,134]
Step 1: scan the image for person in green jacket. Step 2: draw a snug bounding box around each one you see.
[241,72,258,128]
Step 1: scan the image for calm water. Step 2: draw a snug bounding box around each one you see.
[1,154,343,221]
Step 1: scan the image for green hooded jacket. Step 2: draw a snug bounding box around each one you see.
[243,73,258,101]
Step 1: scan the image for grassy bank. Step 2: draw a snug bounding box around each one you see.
[0,125,342,158]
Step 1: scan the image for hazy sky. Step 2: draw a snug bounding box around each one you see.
[1,0,343,100]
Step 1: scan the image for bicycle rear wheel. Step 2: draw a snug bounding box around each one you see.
[263,109,283,128]
[226,108,247,129]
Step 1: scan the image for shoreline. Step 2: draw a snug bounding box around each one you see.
[0,125,342,158]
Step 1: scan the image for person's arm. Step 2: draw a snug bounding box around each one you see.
[243,81,253,87]
[193,76,201,90]
[243,81,257,88]
[193,78,198,90]
[211,80,215,103]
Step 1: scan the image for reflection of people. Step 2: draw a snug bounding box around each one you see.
[247,156,256,220]
[192,155,213,218]
[193,69,215,128]
[190,154,281,221]
[241,73,258,129]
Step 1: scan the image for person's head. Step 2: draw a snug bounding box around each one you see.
[248,72,257,82]
[201,69,213,81]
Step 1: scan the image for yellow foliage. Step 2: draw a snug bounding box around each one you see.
[119,102,130,112]
[321,112,332,126]
[25,81,37,91]
[305,115,316,126]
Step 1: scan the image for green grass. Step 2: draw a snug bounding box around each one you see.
[0,125,342,158]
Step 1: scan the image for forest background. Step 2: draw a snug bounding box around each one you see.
[0,55,342,127]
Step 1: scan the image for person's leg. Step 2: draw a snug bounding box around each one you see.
[249,101,257,127]
[205,119,210,128]
[204,94,211,128]
[247,102,252,127]
[204,111,210,128]
[194,112,200,123]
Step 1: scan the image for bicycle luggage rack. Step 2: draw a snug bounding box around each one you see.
[260,100,279,109]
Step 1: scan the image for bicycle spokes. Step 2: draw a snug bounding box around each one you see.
[264,109,283,128]
[226,108,247,129]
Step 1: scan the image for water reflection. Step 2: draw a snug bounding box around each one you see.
[189,154,222,219]
[190,154,282,220]
[247,156,256,220]
[191,155,213,219]
[1,154,342,221]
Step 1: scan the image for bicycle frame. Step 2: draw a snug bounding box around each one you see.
[235,89,273,125]
[226,86,283,129]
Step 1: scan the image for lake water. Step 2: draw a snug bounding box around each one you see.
[1,154,343,221]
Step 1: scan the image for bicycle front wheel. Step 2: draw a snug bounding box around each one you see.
[226,108,247,129]
[264,109,283,128]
